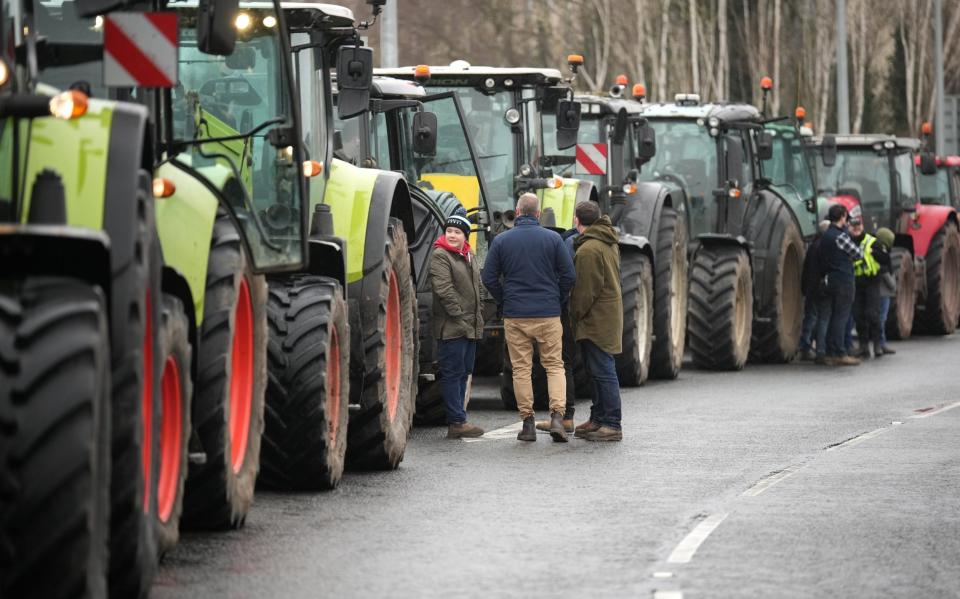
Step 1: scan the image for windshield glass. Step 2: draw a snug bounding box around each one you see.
[919,170,950,205]
[814,148,892,220]
[29,1,103,94]
[893,151,918,206]
[765,126,815,201]
[638,119,717,203]
[429,86,515,212]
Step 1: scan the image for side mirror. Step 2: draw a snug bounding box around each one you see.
[635,121,656,164]
[225,46,255,70]
[542,86,569,112]
[725,136,744,185]
[555,100,581,150]
[756,130,774,161]
[337,46,373,119]
[919,152,937,175]
[197,0,239,56]
[412,111,438,156]
[821,134,837,167]
[611,108,628,144]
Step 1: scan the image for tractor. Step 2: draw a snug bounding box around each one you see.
[810,133,960,337]
[1,0,314,594]
[636,84,817,370]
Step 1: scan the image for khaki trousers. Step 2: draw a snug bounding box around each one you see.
[503,317,566,419]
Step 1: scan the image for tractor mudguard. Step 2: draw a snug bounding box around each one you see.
[306,237,348,292]
[697,233,752,260]
[899,205,958,258]
[617,182,674,249]
[618,232,655,265]
[154,162,221,325]
[321,158,386,284]
[0,225,111,292]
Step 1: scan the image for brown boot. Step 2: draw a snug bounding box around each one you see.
[447,422,485,439]
[584,426,623,442]
[574,420,601,438]
[536,418,574,433]
[517,417,536,442]
[836,355,861,366]
[548,412,568,443]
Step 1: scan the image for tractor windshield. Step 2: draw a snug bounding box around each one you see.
[892,151,918,207]
[765,126,816,203]
[815,148,893,220]
[919,169,951,205]
[25,1,105,94]
[638,119,717,206]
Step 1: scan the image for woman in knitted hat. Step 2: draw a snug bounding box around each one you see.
[874,227,897,355]
[429,208,486,438]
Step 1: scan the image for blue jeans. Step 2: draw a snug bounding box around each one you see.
[825,274,855,357]
[438,337,476,424]
[578,339,621,430]
[879,297,891,346]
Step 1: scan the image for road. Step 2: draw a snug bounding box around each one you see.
[153,335,960,598]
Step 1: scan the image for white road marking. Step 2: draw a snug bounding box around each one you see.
[910,400,960,419]
[667,513,728,564]
[825,427,890,451]
[652,571,674,579]
[653,590,684,599]
[742,463,807,497]
[462,421,522,443]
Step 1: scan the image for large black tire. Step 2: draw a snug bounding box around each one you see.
[915,224,960,335]
[649,206,689,379]
[688,245,753,370]
[0,278,111,599]
[261,276,350,490]
[182,214,268,530]
[886,247,916,340]
[155,294,192,554]
[616,250,655,386]
[745,203,805,363]
[108,176,161,599]
[347,218,417,470]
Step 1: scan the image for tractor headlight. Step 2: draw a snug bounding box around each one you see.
[504,107,521,125]
[484,78,496,89]
[519,163,533,177]
[0,58,9,88]
[708,117,720,128]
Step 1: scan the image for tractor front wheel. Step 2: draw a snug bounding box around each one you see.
[688,245,753,370]
[616,250,655,386]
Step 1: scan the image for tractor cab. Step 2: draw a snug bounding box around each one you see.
[917,155,960,210]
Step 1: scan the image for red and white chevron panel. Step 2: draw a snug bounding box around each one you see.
[575,143,607,176]
[104,12,178,88]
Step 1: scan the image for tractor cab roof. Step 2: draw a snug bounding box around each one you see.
[377,62,564,88]
[809,134,921,151]
[280,2,355,30]
[638,100,761,125]
[331,76,425,99]
[575,94,644,117]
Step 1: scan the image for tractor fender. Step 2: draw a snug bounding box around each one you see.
[696,233,752,266]
[899,205,958,258]
[618,232,655,268]
[160,263,199,381]
[617,182,675,249]
[306,237,347,293]
[0,225,111,293]
[155,162,221,325]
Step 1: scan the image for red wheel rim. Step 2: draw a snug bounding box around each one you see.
[326,324,341,446]
[229,277,254,473]
[141,292,153,514]
[384,270,402,422]
[158,355,182,522]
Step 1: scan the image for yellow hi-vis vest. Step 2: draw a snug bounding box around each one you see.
[854,235,880,277]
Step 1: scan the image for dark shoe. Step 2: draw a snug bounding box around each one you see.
[517,417,536,442]
[549,412,568,443]
[857,345,871,359]
[447,423,484,439]
[574,420,601,438]
[816,355,836,366]
[873,342,884,359]
[799,349,816,361]
[536,418,574,433]
[836,355,861,366]
[814,355,829,365]
[882,346,896,355]
[584,426,622,442]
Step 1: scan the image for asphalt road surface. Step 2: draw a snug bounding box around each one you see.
[154,335,960,598]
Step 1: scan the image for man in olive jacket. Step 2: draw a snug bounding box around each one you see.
[569,202,624,441]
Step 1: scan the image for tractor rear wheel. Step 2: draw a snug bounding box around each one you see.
[649,206,688,380]
[916,224,960,335]
[262,276,350,489]
[0,278,111,599]
[347,218,417,470]
[182,214,267,530]
[155,294,192,554]
[885,247,916,340]
[688,245,753,370]
[616,250,654,386]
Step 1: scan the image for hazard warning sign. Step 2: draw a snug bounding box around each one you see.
[104,12,178,88]
[575,143,607,176]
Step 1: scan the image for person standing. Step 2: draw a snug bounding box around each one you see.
[430,209,485,438]
[569,202,624,441]
[849,218,890,358]
[818,204,863,366]
[798,220,830,360]
[482,193,576,442]
[875,227,897,355]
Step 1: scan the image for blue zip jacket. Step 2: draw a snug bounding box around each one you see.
[481,215,576,318]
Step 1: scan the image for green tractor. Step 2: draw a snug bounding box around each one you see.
[328,71,493,424]
[636,85,817,369]
[259,1,421,485]
[1,0,313,594]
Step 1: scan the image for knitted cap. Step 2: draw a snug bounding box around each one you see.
[875,227,895,249]
[444,213,471,237]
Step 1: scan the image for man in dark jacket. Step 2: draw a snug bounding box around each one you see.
[482,193,576,442]
[569,202,624,441]
[818,204,863,366]
[798,220,830,360]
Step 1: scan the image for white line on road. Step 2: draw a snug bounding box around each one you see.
[825,426,892,451]
[462,421,522,443]
[742,463,807,497]
[667,513,728,564]
[653,591,683,599]
[910,400,960,419]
